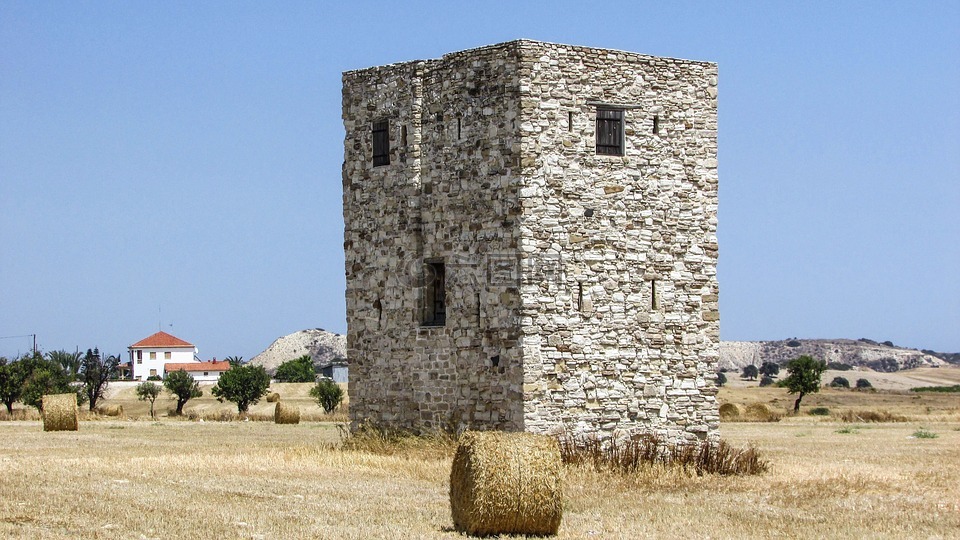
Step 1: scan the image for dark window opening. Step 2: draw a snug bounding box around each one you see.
[400,125,407,146]
[596,108,624,155]
[653,115,660,135]
[651,279,659,310]
[457,117,462,139]
[372,120,390,166]
[422,261,446,326]
[568,111,574,132]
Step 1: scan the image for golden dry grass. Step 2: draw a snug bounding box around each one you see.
[0,414,957,539]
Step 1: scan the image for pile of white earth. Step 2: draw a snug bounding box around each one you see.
[248,328,347,375]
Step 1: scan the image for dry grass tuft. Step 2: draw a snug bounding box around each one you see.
[450,431,562,537]
[41,394,78,432]
[274,402,300,425]
[558,433,769,477]
[838,409,909,423]
[338,423,458,460]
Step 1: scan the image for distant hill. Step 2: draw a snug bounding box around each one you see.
[248,328,346,375]
[721,338,950,372]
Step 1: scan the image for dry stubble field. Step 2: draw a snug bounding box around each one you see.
[1,379,959,539]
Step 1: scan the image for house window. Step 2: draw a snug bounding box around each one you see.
[372,120,390,166]
[136,350,142,360]
[596,108,624,155]
[149,352,156,360]
[164,352,171,360]
[422,261,446,326]
[149,369,157,377]
[137,358,142,365]
[203,372,209,376]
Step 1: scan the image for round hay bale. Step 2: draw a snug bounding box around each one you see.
[718,403,740,419]
[42,393,78,432]
[745,403,772,420]
[274,402,300,425]
[450,431,562,536]
[97,405,124,417]
[266,392,280,403]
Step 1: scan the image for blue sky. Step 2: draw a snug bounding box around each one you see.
[1,1,958,360]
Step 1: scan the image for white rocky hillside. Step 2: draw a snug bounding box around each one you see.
[720,338,946,372]
[248,328,346,375]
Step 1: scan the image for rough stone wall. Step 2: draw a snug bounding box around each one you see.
[512,42,720,442]
[343,43,528,431]
[343,40,719,442]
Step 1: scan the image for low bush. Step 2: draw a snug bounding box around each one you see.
[829,377,850,388]
[837,409,908,423]
[759,376,775,387]
[827,362,852,371]
[912,428,938,439]
[310,379,344,413]
[557,433,768,477]
[910,385,960,393]
[808,407,830,416]
[855,378,873,390]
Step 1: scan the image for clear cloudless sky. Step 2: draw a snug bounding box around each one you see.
[1,1,958,360]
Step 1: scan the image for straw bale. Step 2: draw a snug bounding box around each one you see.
[718,403,740,419]
[42,393,78,432]
[97,405,124,417]
[450,431,562,536]
[266,392,280,403]
[274,402,300,424]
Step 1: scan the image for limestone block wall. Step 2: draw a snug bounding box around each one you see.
[343,40,720,442]
[512,42,720,442]
[343,43,529,431]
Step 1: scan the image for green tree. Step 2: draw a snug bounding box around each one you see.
[742,364,758,381]
[783,355,827,413]
[136,382,162,419]
[0,358,29,413]
[79,348,119,411]
[46,350,83,380]
[21,363,80,412]
[855,378,873,390]
[310,379,344,414]
[759,362,780,378]
[163,370,202,415]
[759,376,775,387]
[211,365,270,413]
[715,371,727,387]
[274,355,316,383]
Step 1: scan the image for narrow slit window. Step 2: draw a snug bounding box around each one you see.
[568,111,574,132]
[372,120,390,166]
[457,117,462,139]
[651,280,659,310]
[596,108,624,155]
[653,115,660,135]
[400,124,407,146]
[422,261,446,326]
[577,282,584,313]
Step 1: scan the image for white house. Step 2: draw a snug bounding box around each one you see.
[128,331,198,381]
[164,360,231,382]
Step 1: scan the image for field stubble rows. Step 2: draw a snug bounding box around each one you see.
[1,414,958,539]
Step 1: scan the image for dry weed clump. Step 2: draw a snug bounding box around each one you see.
[337,423,458,460]
[558,433,769,477]
[450,431,562,536]
[837,409,908,423]
[42,393,78,432]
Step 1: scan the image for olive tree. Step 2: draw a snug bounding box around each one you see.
[211,365,270,413]
[163,370,202,415]
[136,382,162,419]
[783,355,827,413]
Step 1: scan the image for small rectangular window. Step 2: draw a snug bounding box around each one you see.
[137,358,142,365]
[422,261,446,326]
[372,120,390,166]
[136,350,142,360]
[149,369,157,377]
[164,351,171,360]
[149,352,156,360]
[596,108,624,155]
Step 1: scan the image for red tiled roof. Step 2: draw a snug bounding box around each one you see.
[164,360,231,373]
[130,331,194,349]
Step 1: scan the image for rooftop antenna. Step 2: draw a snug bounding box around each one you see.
[158,305,162,332]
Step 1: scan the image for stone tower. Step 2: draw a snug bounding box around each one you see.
[342,40,719,443]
